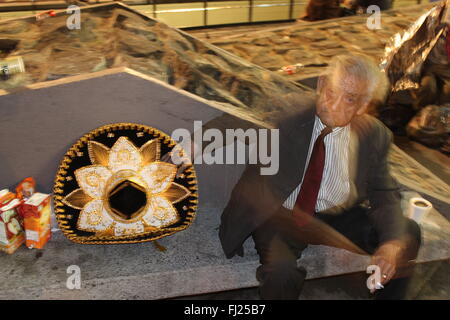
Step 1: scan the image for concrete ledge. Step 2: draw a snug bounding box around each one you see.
[0,190,449,299]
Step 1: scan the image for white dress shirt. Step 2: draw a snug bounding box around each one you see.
[282,115,351,212]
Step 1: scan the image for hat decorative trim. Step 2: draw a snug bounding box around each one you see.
[54,123,198,244]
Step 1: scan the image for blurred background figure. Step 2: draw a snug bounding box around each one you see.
[378,0,449,154]
[303,0,346,21]
[411,25,450,111]
[408,23,450,153]
[301,0,393,21]
[351,0,393,11]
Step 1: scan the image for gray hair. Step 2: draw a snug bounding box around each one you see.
[323,53,390,104]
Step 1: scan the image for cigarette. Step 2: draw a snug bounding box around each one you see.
[376,282,384,289]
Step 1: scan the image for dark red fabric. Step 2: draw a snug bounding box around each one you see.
[446,26,450,60]
[293,126,332,226]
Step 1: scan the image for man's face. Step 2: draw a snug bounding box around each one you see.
[316,74,369,127]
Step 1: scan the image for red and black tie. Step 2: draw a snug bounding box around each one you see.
[293,126,333,226]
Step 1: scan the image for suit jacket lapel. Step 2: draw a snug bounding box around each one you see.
[279,110,316,196]
[344,121,361,208]
[346,115,371,208]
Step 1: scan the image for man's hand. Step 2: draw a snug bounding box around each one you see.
[369,239,408,292]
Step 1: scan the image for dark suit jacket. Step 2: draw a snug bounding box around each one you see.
[217,98,406,259]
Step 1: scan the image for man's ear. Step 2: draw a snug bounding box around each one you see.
[356,101,370,115]
[316,75,326,94]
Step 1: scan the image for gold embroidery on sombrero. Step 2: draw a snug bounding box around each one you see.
[63,137,190,237]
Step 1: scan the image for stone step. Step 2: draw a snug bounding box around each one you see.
[0,189,449,299]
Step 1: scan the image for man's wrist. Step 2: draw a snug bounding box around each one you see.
[382,239,407,249]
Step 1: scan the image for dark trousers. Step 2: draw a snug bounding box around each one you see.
[252,205,422,300]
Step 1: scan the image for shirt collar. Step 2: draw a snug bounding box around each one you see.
[315,115,348,135]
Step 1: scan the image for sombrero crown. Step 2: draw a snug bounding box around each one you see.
[53,123,198,244]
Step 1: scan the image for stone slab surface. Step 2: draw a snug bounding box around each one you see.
[0,187,448,299]
[390,145,450,204]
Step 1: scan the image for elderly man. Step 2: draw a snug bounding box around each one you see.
[217,54,421,300]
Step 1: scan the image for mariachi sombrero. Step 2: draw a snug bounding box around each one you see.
[53,123,198,244]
